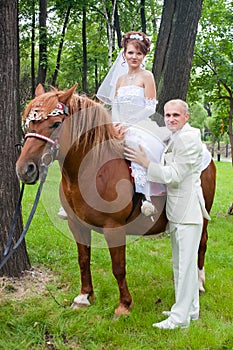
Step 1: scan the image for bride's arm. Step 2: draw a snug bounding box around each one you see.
[144,71,156,99]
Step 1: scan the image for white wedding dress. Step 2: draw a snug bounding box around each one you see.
[112,85,170,196]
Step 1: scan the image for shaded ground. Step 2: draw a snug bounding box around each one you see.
[0,266,55,302]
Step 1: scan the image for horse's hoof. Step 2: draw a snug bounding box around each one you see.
[71,293,94,309]
[71,302,88,310]
[114,301,134,316]
[199,284,205,293]
[198,268,205,293]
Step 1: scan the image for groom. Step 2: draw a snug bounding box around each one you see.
[124,99,210,330]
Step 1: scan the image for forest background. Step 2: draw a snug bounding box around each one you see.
[0,0,232,276]
[19,0,233,162]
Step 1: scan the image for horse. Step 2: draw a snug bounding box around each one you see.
[16,84,216,316]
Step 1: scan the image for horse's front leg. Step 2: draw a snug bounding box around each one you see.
[104,227,133,316]
[71,242,95,309]
[68,221,95,309]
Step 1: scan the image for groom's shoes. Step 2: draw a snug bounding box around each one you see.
[152,317,189,330]
[162,310,199,321]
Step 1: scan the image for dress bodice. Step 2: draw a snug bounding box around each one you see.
[112,85,157,124]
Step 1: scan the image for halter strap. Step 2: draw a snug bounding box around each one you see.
[25,132,57,145]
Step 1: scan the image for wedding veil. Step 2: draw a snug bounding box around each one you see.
[96,50,129,105]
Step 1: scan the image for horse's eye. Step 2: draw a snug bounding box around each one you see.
[51,122,61,129]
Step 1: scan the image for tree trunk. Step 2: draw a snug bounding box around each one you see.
[152,0,203,120]
[114,1,121,49]
[31,0,36,97]
[37,0,47,85]
[229,98,233,166]
[51,5,72,87]
[82,7,88,93]
[103,0,117,67]
[140,0,146,33]
[0,0,31,277]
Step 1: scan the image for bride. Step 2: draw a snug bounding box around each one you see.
[58,31,170,220]
[97,31,170,216]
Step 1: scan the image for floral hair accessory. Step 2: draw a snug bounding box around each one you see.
[129,34,143,41]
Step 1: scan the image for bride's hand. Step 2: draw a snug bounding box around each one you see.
[124,145,150,168]
[114,123,128,136]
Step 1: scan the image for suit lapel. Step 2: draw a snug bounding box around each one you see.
[160,123,190,165]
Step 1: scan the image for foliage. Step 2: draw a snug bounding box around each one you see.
[188,0,233,140]
[17,0,233,160]
[0,161,233,349]
[188,102,208,131]
[18,0,163,103]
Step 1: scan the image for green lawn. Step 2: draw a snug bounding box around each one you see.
[0,161,233,350]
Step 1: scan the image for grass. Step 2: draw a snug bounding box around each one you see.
[0,161,233,349]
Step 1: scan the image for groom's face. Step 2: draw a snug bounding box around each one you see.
[164,102,189,133]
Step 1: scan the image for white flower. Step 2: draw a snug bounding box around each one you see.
[129,34,143,41]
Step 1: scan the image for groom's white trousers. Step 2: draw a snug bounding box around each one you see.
[169,222,203,325]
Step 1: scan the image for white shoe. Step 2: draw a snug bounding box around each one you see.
[141,200,157,217]
[153,317,189,330]
[162,310,171,317]
[57,207,68,220]
[190,313,199,321]
[162,310,199,321]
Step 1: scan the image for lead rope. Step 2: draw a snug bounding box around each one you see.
[3,183,25,258]
[0,163,49,270]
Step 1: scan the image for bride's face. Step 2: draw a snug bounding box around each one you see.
[125,43,145,69]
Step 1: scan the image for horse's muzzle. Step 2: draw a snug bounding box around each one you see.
[16,161,39,184]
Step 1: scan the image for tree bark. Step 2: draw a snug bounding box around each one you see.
[228,99,233,166]
[0,0,31,277]
[114,1,121,49]
[152,0,203,120]
[140,0,146,33]
[82,6,88,93]
[37,0,48,85]
[103,0,117,67]
[31,0,36,97]
[51,5,72,87]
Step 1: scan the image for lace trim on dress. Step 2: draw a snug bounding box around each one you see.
[116,86,157,108]
[145,97,158,107]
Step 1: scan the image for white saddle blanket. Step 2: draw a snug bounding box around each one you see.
[125,120,169,196]
[201,144,212,171]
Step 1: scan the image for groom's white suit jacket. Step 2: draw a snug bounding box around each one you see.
[147,123,210,224]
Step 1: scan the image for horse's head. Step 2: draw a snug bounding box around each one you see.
[16,84,77,184]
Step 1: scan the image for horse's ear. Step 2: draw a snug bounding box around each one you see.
[35,84,45,96]
[59,84,78,105]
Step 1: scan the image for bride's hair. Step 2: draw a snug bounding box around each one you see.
[121,31,151,55]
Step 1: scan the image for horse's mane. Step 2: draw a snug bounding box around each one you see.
[68,93,124,161]
[23,88,124,161]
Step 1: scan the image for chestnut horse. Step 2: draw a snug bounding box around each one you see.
[16,85,216,315]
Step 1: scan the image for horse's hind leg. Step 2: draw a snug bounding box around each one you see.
[198,218,208,292]
[199,160,216,293]
[104,227,133,316]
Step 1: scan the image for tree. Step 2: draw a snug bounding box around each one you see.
[102,0,117,67]
[31,0,36,97]
[18,0,163,99]
[189,0,233,165]
[37,0,48,85]
[51,4,72,87]
[152,0,203,119]
[0,0,31,277]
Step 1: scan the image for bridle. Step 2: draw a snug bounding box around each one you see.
[24,102,69,166]
[0,102,69,270]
